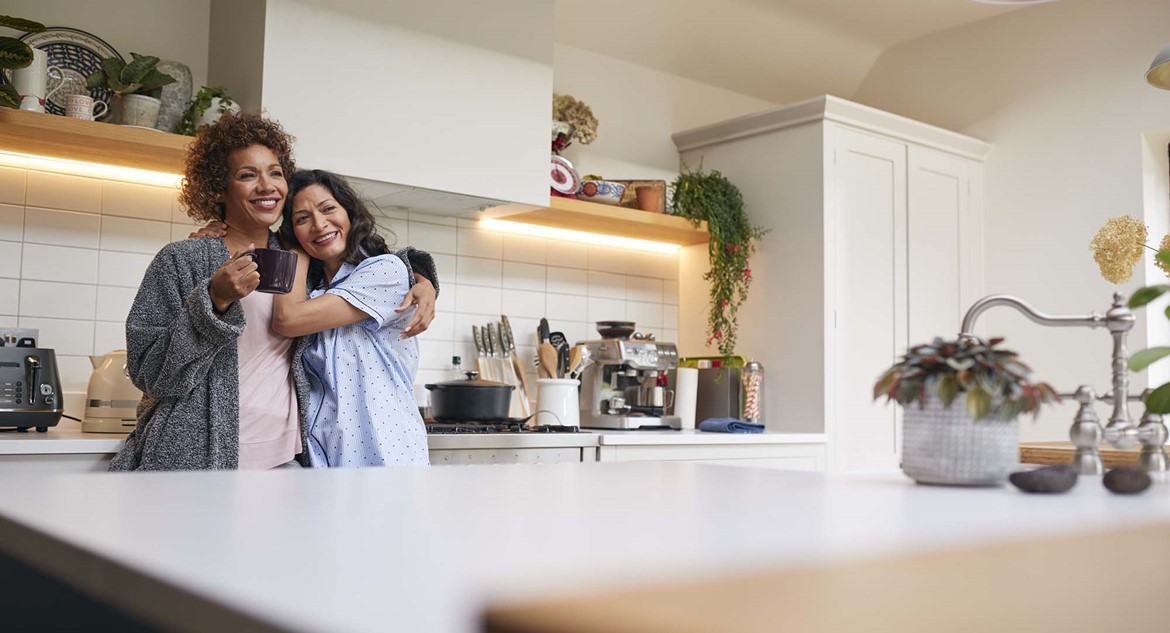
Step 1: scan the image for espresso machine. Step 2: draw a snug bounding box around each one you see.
[578,337,681,429]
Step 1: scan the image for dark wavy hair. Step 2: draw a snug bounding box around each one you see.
[180,112,296,222]
[280,170,397,289]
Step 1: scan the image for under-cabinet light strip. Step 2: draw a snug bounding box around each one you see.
[478,218,681,253]
[0,150,183,188]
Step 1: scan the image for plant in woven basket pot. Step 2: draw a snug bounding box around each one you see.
[670,167,768,356]
[86,53,176,127]
[873,336,1059,486]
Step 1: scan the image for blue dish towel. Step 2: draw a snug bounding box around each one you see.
[698,418,764,434]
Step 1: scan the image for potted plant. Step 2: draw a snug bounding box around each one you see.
[85,53,176,127]
[176,86,238,136]
[669,167,767,356]
[0,15,46,109]
[873,336,1059,485]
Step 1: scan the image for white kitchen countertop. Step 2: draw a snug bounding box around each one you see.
[0,427,825,455]
[0,464,1167,633]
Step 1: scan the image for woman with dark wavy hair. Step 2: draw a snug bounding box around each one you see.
[271,169,430,467]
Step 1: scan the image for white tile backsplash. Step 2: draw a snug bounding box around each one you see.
[20,280,97,320]
[21,243,94,283]
[408,221,457,255]
[24,208,102,249]
[0,166,26,205]
[0,164,686,393]
[103,180,178,222]
[26,172,101,214]
[0,204,24,241]
[502,234,547,265]
[100,216,172,254]
[456,256,501,287]
[98,251,152,287]
[502,261,545,292]
[93,321,126,354]
[0,278,17,315]
[95,285,138,322]
[18,316,94,356]
[0,241,19,278]
[457,227,502,259]
[588,271,625,299]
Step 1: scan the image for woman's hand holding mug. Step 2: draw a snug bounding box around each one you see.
[209,245,260,313]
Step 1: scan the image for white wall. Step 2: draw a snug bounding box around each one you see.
[553,43,776,357]
[6,0,211,90]
[852,0,1170,441]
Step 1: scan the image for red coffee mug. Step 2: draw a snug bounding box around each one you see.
[244,248,297,294]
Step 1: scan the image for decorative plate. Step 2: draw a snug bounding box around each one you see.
[550,154,581,195]
[19,27,123,120]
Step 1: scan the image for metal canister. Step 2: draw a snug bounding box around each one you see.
[741,361,764,424]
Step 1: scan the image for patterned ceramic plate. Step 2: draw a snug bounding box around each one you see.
[19,27,123,120]
[550,154,581,195]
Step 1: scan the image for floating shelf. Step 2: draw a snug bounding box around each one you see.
[0,108,189,174]
[494,196,709,245]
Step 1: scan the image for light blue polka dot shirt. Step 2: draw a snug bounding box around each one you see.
[303,254,430,468]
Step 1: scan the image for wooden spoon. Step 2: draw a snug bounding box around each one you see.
[538,342,560,379]
[567,345,584,379]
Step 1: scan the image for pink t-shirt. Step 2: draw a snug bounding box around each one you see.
[237,291,301,470]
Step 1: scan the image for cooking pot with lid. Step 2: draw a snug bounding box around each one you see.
[425,371,514,422]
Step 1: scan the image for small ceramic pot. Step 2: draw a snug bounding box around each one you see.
[121,94,161,128]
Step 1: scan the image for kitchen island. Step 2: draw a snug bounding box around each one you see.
[0,463,1167,632]
[0,428,827,472]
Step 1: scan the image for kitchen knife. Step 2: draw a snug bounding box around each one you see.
[538,318,551,344]
[500,315,532,417]
[474,325,494,382]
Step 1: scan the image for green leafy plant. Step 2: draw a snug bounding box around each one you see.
[670,167,767,355]
[873,336,1059,420]
[176,86,234,136]
[1126,251,1170,412]
[0,15,47,109]
[85,52,175,99]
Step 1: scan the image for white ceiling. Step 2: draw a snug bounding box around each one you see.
[554,0,1034,104]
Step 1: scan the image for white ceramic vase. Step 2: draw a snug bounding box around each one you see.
[900,391,1019,486]
[121,94,161,128]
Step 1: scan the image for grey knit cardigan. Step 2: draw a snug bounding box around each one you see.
[109,234,437,471]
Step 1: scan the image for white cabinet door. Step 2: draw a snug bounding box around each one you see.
[831,128,907,473]
[907,146,973,345]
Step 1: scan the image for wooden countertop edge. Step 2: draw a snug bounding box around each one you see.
[483,521,1170,633]
[1018,441,1154,468]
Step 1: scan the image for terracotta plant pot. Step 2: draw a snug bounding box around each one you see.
[635,185,664,213]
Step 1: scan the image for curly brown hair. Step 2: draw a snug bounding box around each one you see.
[178,112,296,223]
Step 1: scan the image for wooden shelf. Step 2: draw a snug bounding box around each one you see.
[0,108,190,173]
[495,196,709,246]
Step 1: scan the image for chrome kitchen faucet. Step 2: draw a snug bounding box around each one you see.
[959,293,1168,475]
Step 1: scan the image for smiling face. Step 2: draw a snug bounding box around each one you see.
[221,144,287,232]
[290,183,352,268]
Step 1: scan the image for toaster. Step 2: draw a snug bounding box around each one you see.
[0,346,63,432]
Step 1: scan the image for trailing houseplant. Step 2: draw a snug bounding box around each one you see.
[874,336,1059,485]
[669,167,767,356]
[176,86,236,136]
[0,15,47,109]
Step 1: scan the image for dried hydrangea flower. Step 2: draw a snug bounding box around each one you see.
[552,94,598,145]
[1090,215,1147,284]
[1157,234,1170,278]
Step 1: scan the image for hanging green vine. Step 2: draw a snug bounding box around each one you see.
[670,167,767,356]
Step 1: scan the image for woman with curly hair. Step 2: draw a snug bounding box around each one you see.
[109,113,438,471]
[271,170,430,466]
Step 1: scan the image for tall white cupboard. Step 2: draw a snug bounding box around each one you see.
[673,96,990,472]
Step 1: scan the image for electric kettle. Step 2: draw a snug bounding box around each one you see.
[83,350,142,433]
